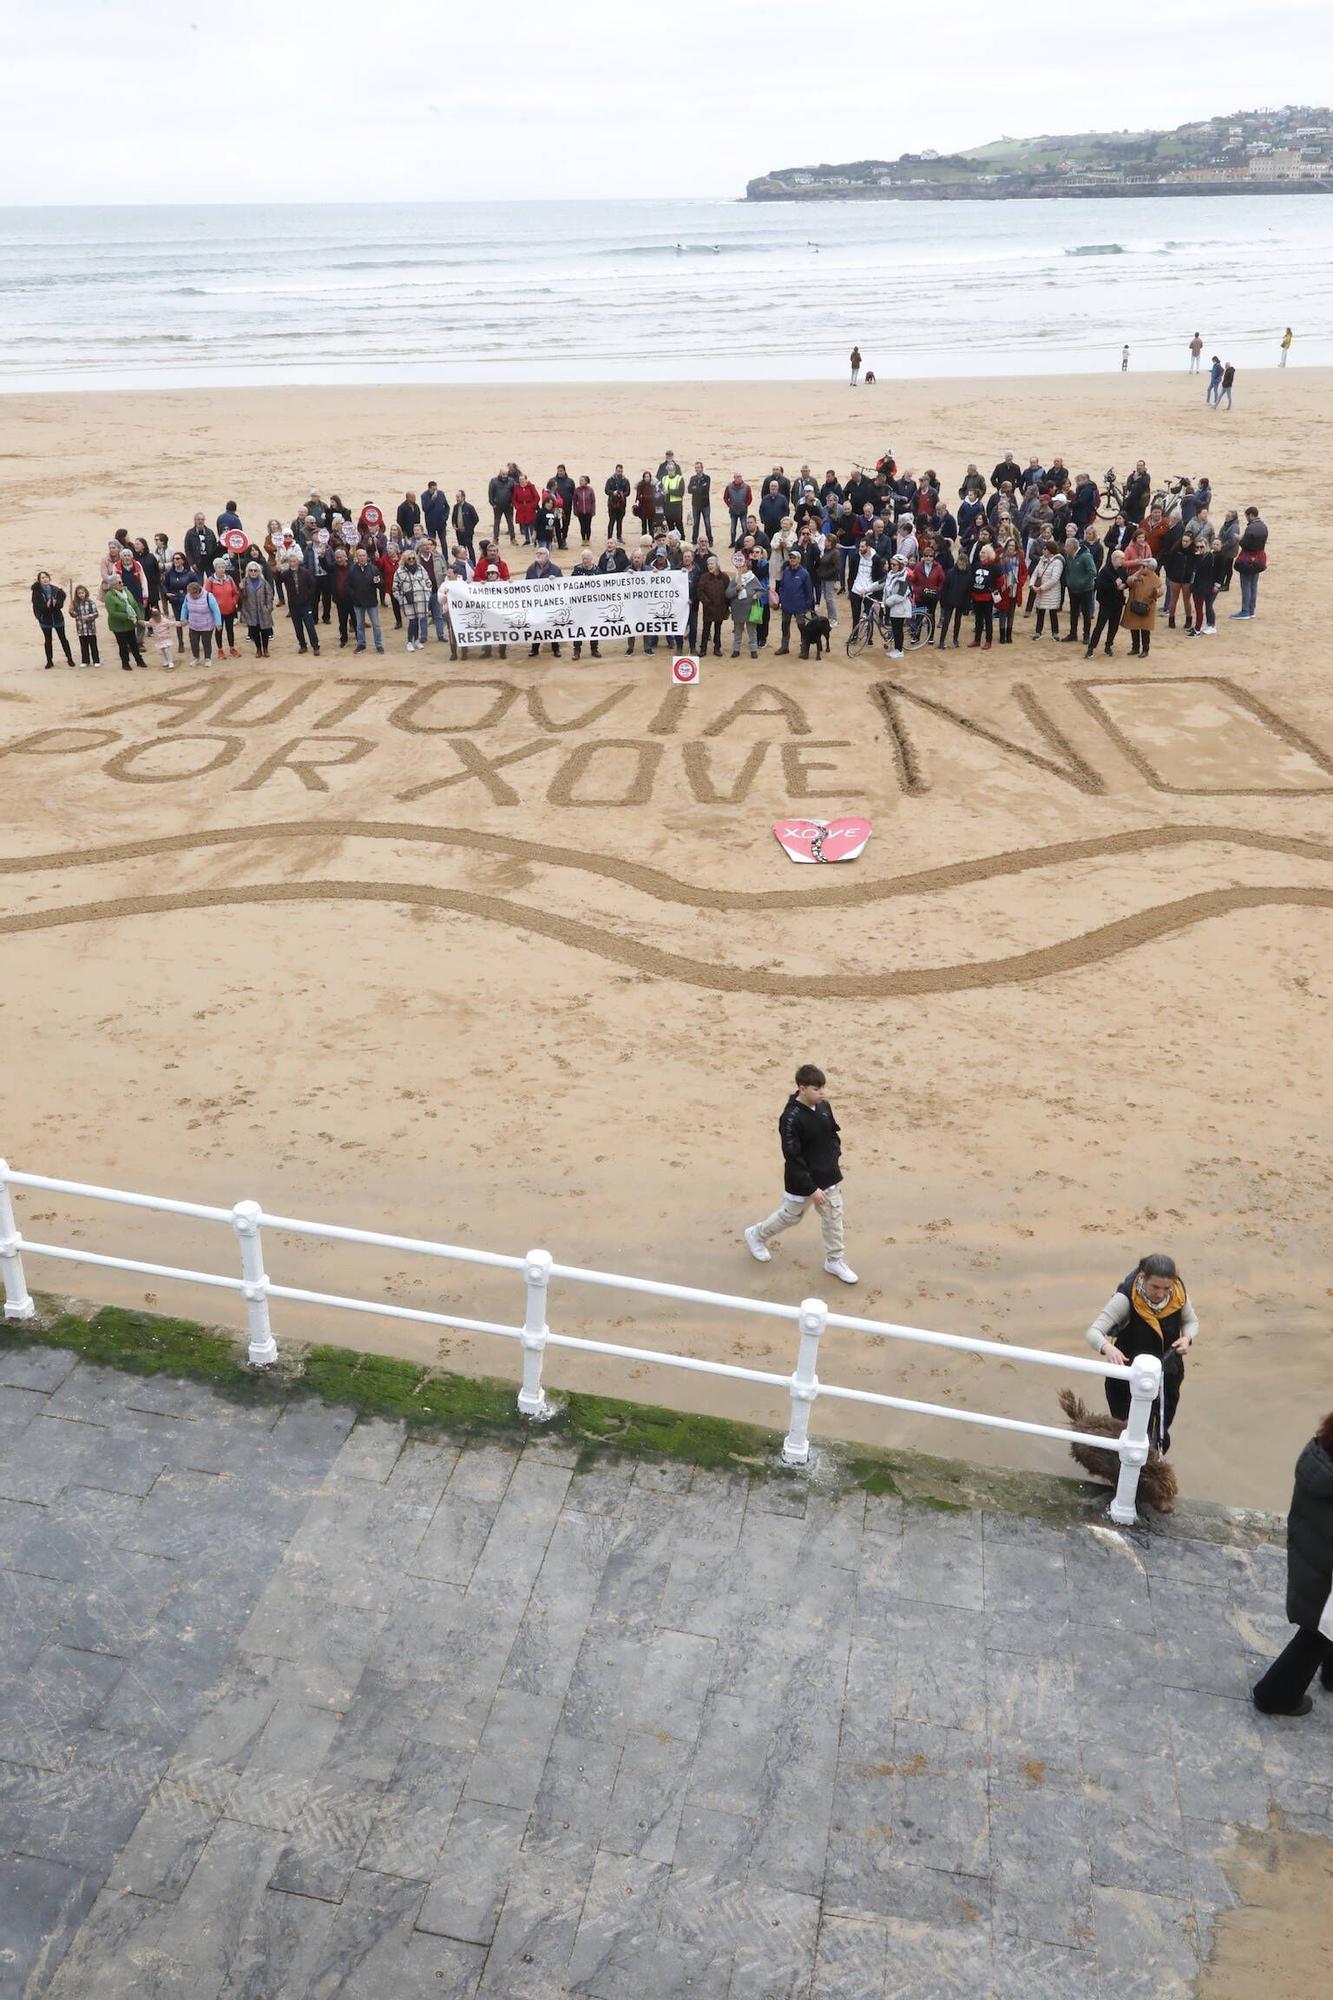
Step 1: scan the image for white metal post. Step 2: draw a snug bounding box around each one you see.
[782,1297,827,1467]
[0,1162,36,1322]
[518,1248,553,1420]
[232,1200,277,1367]
[1108,1352,1162,1525]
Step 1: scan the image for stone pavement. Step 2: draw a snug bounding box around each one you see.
[0,1341,1328,2000]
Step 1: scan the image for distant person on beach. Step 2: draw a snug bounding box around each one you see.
[1206,355,1224,405]
[1251,1411,1333,1718]
[745,1063,857,1285]
[31,572,74,667]
[1188,332,1203,373]
[1085,1252,1197,1453]
[1216,361,1236,410]
[1121,343,1130,371]
[1280,326,1294,367]
[850,345,862,386]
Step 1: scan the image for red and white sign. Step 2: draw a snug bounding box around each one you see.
[361,505,383,527]
[221,529,248,554]
[671,655,700,686]
[772,817,873,864]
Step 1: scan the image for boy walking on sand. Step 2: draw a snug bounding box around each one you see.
[745,1064,857,1284]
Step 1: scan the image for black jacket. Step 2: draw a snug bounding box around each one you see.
[31,583,67,626]
[1285,1437,1333,1631]
[344,561,381,608]
[778,1094,843,1196]
[184,525,220,572]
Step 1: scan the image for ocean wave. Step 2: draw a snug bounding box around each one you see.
[598,242,765,257]
[1063,243,1125,257]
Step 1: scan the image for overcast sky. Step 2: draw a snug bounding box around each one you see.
[7,0,1332,204]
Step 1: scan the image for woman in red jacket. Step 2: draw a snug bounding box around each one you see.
[633,472,658,537]
[207,564,242,657]
[968,542,999,649]
[471,543,510,660]
[376,543,401,627]
[512,476,540,546]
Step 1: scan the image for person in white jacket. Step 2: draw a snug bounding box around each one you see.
[1030,546,1065,639]
[882,557,915,657]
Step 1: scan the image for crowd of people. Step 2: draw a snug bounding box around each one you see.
[29,448,1270,671]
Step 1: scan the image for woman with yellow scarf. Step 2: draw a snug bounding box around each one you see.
[1084,1252,1198,1454]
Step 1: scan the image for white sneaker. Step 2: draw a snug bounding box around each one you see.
[406,640,415,652]
[824,1257,858,1284]
[744,1225,772,1263]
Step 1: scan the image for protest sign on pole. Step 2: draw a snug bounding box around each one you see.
[671,655,700,685]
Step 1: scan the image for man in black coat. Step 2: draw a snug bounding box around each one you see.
[184,514,220,576]
[1252,1413,1333,1716]
[744,1063,857,1284]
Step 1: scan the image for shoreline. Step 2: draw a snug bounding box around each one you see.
[746,180,1333,202]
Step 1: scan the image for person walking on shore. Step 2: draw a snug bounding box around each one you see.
[1216,362,1236,411]
[1121,343,1130,372]
[745,1064,857,1284]
[1206,355,1223,405]
[1232,507,1268,620]
[1084,1253,1196,1452]
[1251,1412,1333,1718]
[850,345,862,387]
[1280,326,1294,368]
[31,573,75,667]
[1188,332,1203,374]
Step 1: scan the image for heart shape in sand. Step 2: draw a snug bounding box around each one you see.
[772,817,873,864]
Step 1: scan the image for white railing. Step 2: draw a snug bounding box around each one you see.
[0,1160,1162,1524]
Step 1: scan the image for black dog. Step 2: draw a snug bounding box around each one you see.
[799,614,831,659]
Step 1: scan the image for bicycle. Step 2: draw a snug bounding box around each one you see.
[908,600,937,648]
[844,592,891,658]
[1097,467,1124,520]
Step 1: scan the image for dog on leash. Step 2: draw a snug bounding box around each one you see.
[799,613,832,659]
[1057,1389,1179,1514]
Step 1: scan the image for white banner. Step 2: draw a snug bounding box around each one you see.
[445,570,689,646]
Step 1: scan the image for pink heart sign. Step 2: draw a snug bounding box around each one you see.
[772,817,873,864]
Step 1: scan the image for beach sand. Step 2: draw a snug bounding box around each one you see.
[1,369,1330,1511]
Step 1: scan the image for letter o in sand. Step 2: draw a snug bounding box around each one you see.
[102,734,246,783]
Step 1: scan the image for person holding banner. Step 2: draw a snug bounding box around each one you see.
[525,549,564,658]
[471,542,509,659]
[569,549,603,660]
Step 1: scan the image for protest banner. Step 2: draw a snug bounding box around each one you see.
[445,570,689,647]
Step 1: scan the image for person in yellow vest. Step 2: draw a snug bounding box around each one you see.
[1280,326,1294,368]
[659,460,686,534]
[1084,1252,1198,1453]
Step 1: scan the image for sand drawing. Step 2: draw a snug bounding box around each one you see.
[1,820,1330,999]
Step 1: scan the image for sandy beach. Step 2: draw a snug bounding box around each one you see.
[2,368,1330,1511]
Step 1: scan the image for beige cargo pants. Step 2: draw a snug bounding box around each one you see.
[755,1188,844,1259]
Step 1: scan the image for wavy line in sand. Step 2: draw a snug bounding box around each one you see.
[2,879,1330,998]
[1,819,1332,912]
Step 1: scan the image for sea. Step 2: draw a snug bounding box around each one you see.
[2,195,1331,392]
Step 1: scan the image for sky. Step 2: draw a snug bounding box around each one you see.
[6,0,1333,205]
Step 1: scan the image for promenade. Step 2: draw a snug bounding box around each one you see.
[0,1335,1326,1998]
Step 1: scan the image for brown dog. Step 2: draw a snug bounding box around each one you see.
[1057,1388,1179,1514]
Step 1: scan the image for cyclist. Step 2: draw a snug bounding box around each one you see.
[848,534,887,642]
